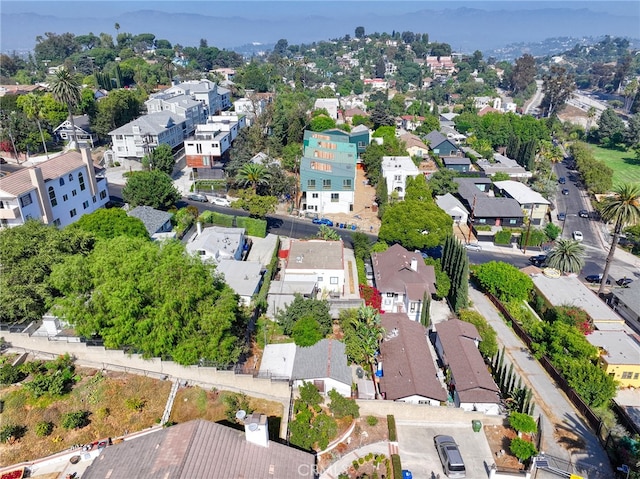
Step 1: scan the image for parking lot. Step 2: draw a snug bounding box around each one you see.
[397,422,494,478]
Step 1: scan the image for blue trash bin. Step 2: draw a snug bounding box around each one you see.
[351,224,357,230]
[402,470,413,479]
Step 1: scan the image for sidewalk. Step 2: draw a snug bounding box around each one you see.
[319,442,390,479]
[468,286,613,479]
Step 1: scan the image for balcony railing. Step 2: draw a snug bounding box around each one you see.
[0,206,19,219]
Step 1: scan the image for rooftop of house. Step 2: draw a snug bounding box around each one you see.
[186,226,245,260]
[382,156,419,172]
[81,419,314,479]
[435,319,500,404]
[291,338,352,386]
[371,243,436,299]
[612,280,640,316]
[54,114,92,132]
[587,330,640,366]
[215,260,264,297]
[108,111,180,136]
[424,130,448,147]
[399,132,429,150]
[0,148,103,197]
[436,193,469,215]
[285,240,344,271]
[379,313,448,402]
[442,156,471,165]
[127,206,173,236]
[529,272,625,323]
[493,180,550,205]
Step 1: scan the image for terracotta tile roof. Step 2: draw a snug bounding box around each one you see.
[371,243,436,298]
[0,151,101,197]
[436,319,500,404]
[82,419,315,479]
[379,313,447,402]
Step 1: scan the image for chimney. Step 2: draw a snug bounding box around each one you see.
[80,146,99,196]
[196,222,202,235]
[243,412,269,447]
[410,257,418,272]
[28,167,53,224]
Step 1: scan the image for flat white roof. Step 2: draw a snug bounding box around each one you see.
[587,330,640,365]
[259,343,297,378]
[494,180,550,205]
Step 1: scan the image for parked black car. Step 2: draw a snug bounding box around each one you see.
[529,255,547,267]
[585,274,610,285]
[578,210,589,218]
[561,188,570,195]
[558,177,566,184]
[616,277,633,287]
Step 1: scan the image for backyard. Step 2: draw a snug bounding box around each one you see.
[588,144,640,187]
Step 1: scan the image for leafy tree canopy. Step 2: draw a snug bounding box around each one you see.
[378,200,453,250]
[70,208,149,240]
[122,169,181,209]
[49,237,245,366]
[472,261,534,302]
[276,293,332,337]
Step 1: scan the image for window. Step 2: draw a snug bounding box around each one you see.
[322,179,331,190]
[358,141,365,147]
[410,302,417,312]
[92,196,96,203]
[317,276,323,282]
[478,218,486,224]
[116,135,123,140]
[196,144,203,154]
[53,219,61,227]
[307,179,316,190]
[343,179,352,189]
[78,172,86,191]
[19,193,32,207]
[202,156,210,166]
[312,193,318,199]
[394,175,401,181]
[622,371,633,379]
[313,150,335,160]
[386,292,395,298]
[72,189,77,197]
[331,193,339,202]
[69,208,77,218]
[62,194,69,202]
[330,277,338,284]
[0,201,4,209]
[68,174,73,181]
[59,177,65,186]
[635,373,639,380]
[82,200,90,209]
[509,219,517,225]
[48,187,57,207]
[99,190,107,200]
[310,161,332,172]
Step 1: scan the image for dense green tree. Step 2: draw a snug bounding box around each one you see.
[546,239,585,274]
[563,359,618,408]
[70,208,149,240]
[291,315,324,346]
[340,306,384,382]
[92,88,143,137]
[299,381,323,408]
[378,200,453,250]
[355,26,365,39]
[0,220,95,324]
[16,93,50,158]
[121,170,181,209]
[541,65,576,117]
[235,162,271,193]
[598,183,640,294]
[509,54,536,94]
[276,294,332,337]
[232,190,277,218]
[458,309,498,358]
[309,115,336,132]
[404,174,432,202]
[472,261,534,302]
[596,108,626,147]
[50,237,245,365]
[144,143,175,176]
[50,67,82,147]
[327,389,359,419]
[625,113,640,147]
[427,168,459,195]
[34,32,80,63]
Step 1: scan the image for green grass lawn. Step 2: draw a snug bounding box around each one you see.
[588,144,640,187]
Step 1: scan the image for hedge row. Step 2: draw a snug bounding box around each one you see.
[196,211,267,238]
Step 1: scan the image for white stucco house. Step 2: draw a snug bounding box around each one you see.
[186,226,246,263]
[381,156,420,200]
[283,240,345,297]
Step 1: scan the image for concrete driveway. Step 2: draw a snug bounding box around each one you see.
[397,421,493,479]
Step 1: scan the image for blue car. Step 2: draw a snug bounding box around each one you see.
[312,218,334,227]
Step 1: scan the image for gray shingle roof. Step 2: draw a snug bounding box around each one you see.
[291,338,352,386]
[443,157,471,165]
[425,130,447,147]
[612,280,640,317]
[109,111,180,136]
[127,206,172,235]
[474,197,524,218]
[82,419,315,479]
[371,243,436,298]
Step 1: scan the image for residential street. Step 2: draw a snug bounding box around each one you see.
[468,286,614,479]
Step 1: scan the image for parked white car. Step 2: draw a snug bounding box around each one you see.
[573,231,583,241]
[211,197,231,207]
[464,242,482,251]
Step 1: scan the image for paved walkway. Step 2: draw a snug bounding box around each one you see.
[468,286,613,479]
[319,442,391,479]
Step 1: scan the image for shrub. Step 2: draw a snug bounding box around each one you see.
[510,437,537,462]
[299,382,323,408]
[0,424,27,443]
[236,216,267,237]
[387,415,397,441]
[366,415,379,426]
[0,364,26,385]
[35,421,53,437]
[291,316,324,346]
[328,389,360,419]
[61,411,90,430]
[494,230,513,244]
[391,454,403,478]
[222,392,253,422]
[519,228,547,247]
[508,412,538,434]
[312,413,338,450]
[544,222,561,241]
[125,397,146,412]
[472,261,534,302]
[458,309,499,358]
[96,407,110,420]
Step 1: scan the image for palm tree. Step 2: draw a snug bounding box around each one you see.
[50,67,81,150]
[598,183,640,295]
[350,306,385,397]
[546,238,586,274]
[19,93,49,159]
[236,163,271,192]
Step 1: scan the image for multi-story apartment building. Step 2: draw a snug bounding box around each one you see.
[299,130,357,214]
[0,146,109,229]
[184,113,247,171]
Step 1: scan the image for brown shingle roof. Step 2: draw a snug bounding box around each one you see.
[379,314,447,402]
[371,243,436,298]
[83,419,315,479]
[436,319,500,404]
[0,151,101,197]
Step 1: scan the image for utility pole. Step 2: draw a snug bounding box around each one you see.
[467,195,476,244]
